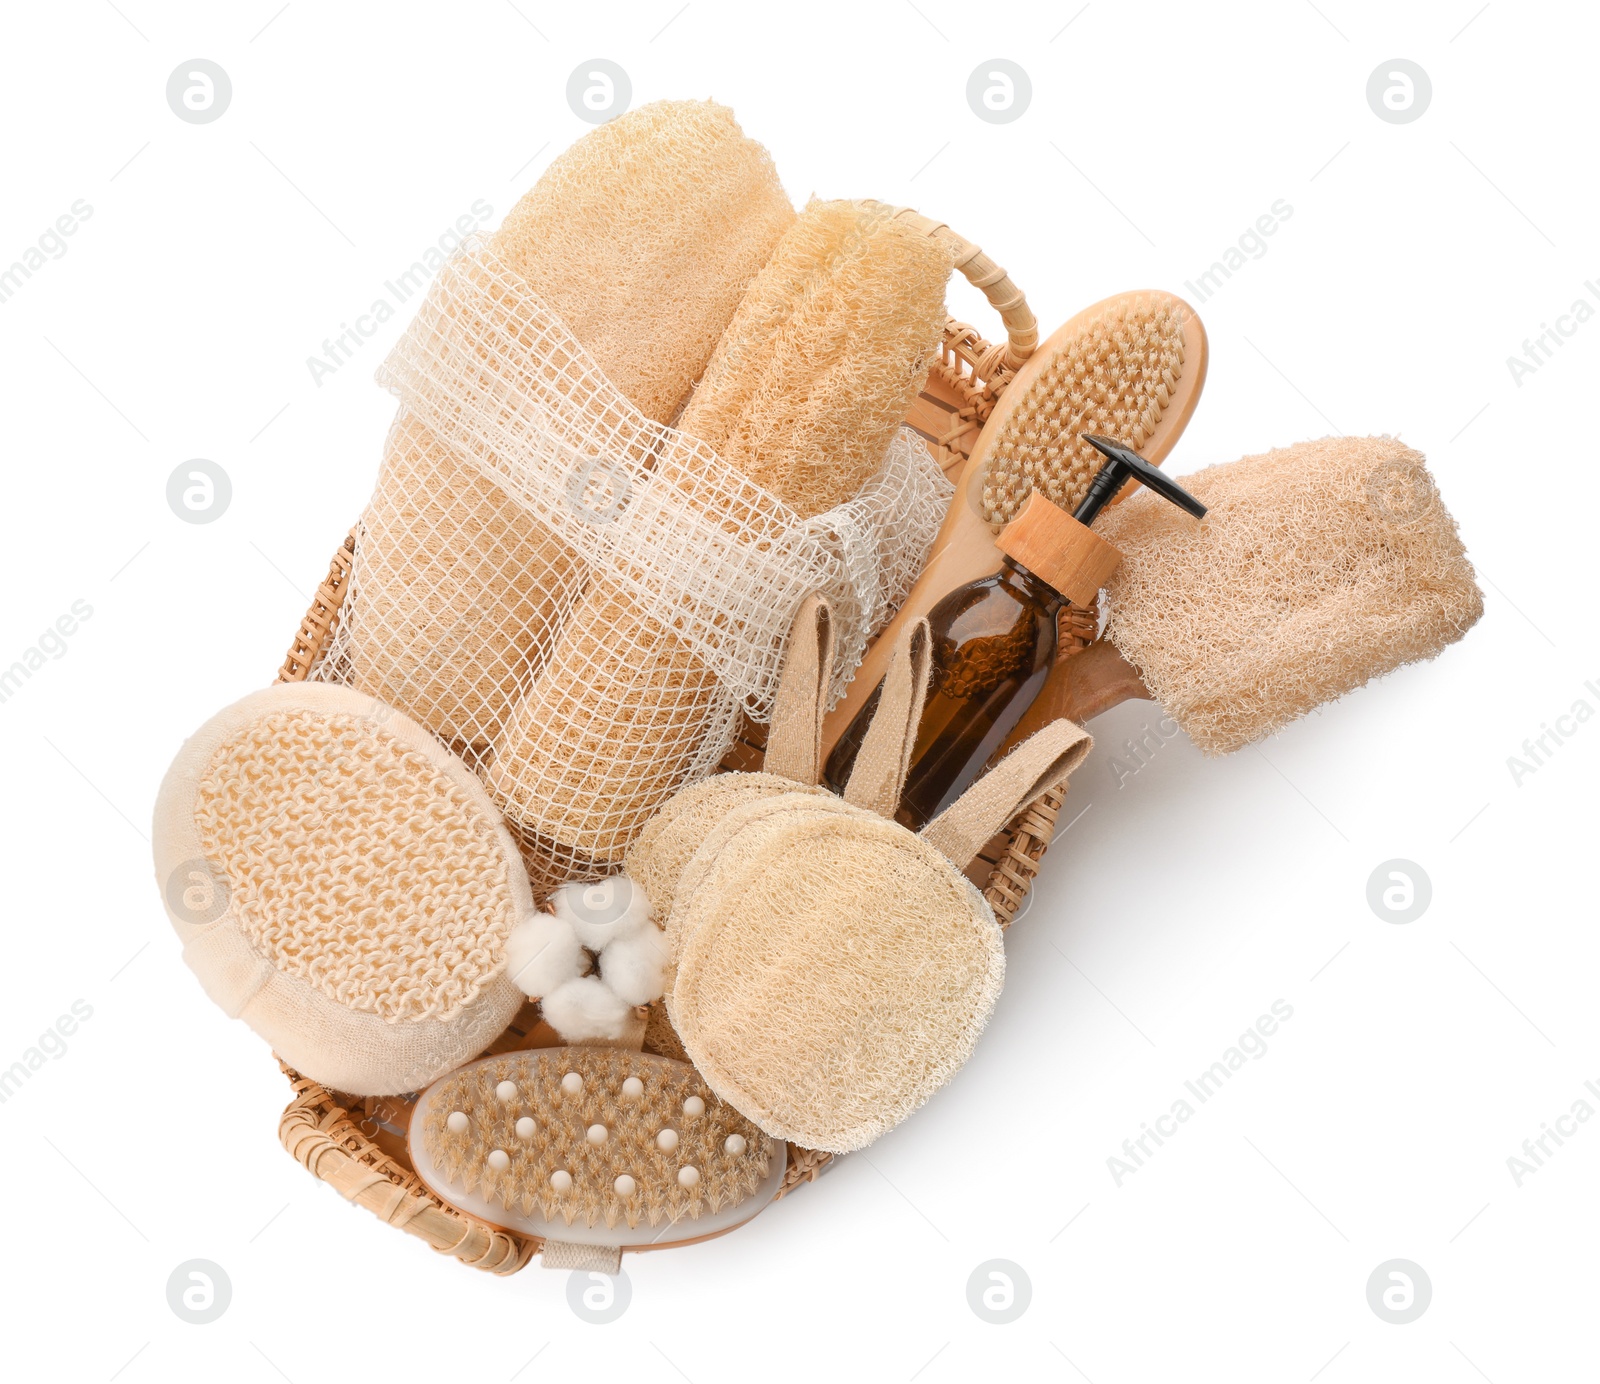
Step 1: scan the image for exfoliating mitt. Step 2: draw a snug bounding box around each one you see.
[152,683,534,1095]
[1094,436,1484,754]
[347,99,794,749]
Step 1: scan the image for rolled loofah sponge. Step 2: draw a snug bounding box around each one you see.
[349,99,794,748]
[486,200,953,873]
[1095,436,1484,755]
[349,413,581,747]
[677,198,955,516]
[494,99,796,425]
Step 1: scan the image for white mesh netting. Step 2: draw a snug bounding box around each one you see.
[313,237,951,893]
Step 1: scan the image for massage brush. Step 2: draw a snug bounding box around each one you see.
[821,290,1207,759]
[152,684,534,1096]
[348,100,794,749]
[410,1047,784,1249]
[1002,435,1484,755]
[483,199,953,875]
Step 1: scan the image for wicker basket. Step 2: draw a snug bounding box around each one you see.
[270,217,1084,1271]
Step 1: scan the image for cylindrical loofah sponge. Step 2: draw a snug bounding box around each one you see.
[486,201,953,874]
[495,100,797,425]
[1095,436,1484,755]
[348,100,794,748]
[348,413,583,747]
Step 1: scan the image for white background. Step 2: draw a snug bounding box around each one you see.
[1,1,1594,1380]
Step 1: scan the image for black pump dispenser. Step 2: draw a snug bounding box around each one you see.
[823,434,1207,830]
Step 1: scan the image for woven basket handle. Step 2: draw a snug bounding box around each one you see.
[763,596,835,786]
[843,617,932,819]
[871,203,1037,372]
[921,719,1093,870]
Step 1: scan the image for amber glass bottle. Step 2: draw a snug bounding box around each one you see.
[826,557,1062,829]
[824,436,1207,830]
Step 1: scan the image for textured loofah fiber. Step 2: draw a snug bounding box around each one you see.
[420,1048,772,1230]
[486,201,952,872]
[667,793,1005,1153]
[624,771,829,922]
[981,294,1187,526]
[348,100,793,747]
[152,683,531,1096]
[1096,436,1484,755]
[348,413,581,747]
[678,198,955,517]
[494,100,795,425]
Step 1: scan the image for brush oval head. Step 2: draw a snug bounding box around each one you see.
[970,290,1207,528]
[411,1048,784,1247]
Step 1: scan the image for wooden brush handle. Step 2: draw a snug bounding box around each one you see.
[1001,639,1152,752]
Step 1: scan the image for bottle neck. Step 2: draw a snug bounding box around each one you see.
[997,555,1066,612]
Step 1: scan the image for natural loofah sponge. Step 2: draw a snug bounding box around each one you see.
[414,1048,777,1238]
[348,99,793,748]
[349,412,581,747]
[624,771,830,922]
[1095,436,1484,755]
[980,294,1189,526]
[667,794,1006,1153]
[485,200,952,874]
[152,683,532,1096]
[495,99,796,425]
[677,198,955,517]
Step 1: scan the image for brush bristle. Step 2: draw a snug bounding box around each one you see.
[421,1048,772,1230]
[981,296,1186,526]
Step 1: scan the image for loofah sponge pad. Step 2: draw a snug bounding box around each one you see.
[495,99,795,425]
[152,683,531,1095]
[667,793,1005,1154]
[1096,436,1484,755]
[981,294,1187,526]
[348,412,583,747]
[624,770,830,922]
[416,1048,775,1235]
[679,198,954,518]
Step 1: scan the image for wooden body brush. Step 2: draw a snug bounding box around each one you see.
[821,290,1207,758]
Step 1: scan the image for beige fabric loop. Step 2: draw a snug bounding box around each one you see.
[920,718,1092,868]
[542,1241,624,1274]
[842,618,931,819]
[761,596,833,786]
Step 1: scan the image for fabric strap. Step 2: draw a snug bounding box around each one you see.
[541,1240,623,1274]
[843,618,932,819]
[920,718,1093,868]
[762,596,834,786]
